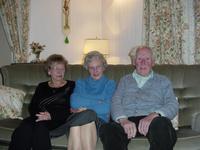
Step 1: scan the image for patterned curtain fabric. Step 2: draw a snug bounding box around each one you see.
[0,0,30,63]
[144,0,185,64]
[194,0,200,63]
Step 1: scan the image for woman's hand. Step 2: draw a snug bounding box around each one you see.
[35,111,51,122]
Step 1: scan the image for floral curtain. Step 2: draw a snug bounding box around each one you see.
[194,0,200,63]
[0,0,30,63]
[144,0,186,64]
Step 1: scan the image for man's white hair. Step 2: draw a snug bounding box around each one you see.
[128,45,154,64]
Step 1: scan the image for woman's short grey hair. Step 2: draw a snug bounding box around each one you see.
[128,45,154,64]
[83,51,107,70]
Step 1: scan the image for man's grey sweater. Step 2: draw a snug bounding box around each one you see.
[111,73,179,121]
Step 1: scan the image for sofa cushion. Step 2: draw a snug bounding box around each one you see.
[171,113,179,130]
[1,64,200,150]
[0,85,25,120]
[0,119,199,150]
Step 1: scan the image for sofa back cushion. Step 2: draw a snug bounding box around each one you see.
[1,63,200,127]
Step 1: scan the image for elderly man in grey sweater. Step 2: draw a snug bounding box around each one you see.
[99,46,178,150]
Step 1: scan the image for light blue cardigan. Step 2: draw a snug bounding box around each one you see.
[70,75,116,122]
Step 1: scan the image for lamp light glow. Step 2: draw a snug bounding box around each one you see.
[83,39,109,55]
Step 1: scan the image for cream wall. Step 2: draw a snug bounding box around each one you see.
[0,0,195,65]
[102,0,144,64]
[29,0,144,64]
[29,0,102,64]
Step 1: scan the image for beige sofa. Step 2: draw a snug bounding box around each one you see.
[0,63,200,150]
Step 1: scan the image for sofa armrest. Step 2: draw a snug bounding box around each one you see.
[192,112,200,132]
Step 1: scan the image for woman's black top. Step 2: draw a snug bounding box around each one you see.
[28,80,75,129]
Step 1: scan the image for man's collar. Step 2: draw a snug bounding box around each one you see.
[132,70,154,88]
[133,70,154,79]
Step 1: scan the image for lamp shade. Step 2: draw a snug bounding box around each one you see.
[83,39,109,55]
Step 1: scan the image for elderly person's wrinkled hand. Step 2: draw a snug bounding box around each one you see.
[119,118,137,139]
[35,111,51,122]
[138,112,160,136]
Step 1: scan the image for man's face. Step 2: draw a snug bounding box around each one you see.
[134,48,154,76]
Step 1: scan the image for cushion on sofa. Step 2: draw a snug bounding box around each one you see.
[0,85,25,120]
[171,113,179,130]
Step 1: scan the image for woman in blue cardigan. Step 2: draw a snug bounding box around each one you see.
[69,51,116,150]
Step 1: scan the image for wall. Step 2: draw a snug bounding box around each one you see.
[0,20,11,67]
[29,0,102,64]
[0,0,144,65]
[102,0,144,64]
[29,0,144,64]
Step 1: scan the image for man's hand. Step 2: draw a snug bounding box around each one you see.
[35,111,51,122]
[138,113,159,136]
[119,118,137,139]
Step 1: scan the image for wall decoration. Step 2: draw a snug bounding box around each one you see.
[62,0,70,44]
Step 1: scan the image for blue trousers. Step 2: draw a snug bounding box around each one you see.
[99,116,177,150]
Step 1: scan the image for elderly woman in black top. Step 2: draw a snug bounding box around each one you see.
[9,54,75,150]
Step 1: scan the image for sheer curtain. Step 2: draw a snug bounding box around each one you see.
[101,0,198,64]
[0,0,30,63]
[102,0,144,64]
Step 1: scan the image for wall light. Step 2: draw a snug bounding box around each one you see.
[83,38,109,56]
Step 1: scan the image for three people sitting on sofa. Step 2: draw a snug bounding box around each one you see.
[9,45,178,150]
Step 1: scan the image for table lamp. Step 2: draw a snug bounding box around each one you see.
[83,39,109,56]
